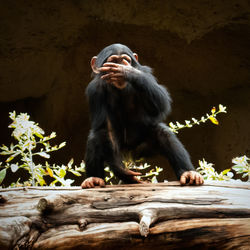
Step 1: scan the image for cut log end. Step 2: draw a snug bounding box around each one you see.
[78,219,88,231]
[139,209,158,237]
[139,220,150,237]
[37,198,50,212]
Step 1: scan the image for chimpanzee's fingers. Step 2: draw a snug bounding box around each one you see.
[194,173,200,185]
[189,171,196,185]
[127,169,142,176]
[122,58,130,65]
[180,172,188,185]
[87,180,94,188]
[95,178,105,187]
[180,171,204,186]
[201,175,204,185]
[84,179,94,188]
[101,72,123,80]
[101,62,119,68]
[195,173,204,186]
[121,54,131,63]
[107,55,119,62]
[101,72,114,80]
[81,179,90,188]
[99,67,119,74]
[81,182,86,188]
[81,177,105,189]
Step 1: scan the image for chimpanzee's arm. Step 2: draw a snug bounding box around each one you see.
[86,79,107,130]
[99,62,172,120]
[127,67,172,120]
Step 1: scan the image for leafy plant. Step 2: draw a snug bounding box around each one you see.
[105,159,163,185]
[0,112,85,187]
[169,104,227,133]
[196,159,234,181]
[0,104,230,187]
[232,155,250,182]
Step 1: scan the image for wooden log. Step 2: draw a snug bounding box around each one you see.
[0,216,31,249]
[0,181,249,249]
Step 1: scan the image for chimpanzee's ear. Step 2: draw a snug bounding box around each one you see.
[90,56,99,73]
[133,53,138,62]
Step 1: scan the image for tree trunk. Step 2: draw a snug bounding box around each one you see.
[0,181,249,249]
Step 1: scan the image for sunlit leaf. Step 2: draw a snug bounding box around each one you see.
[59,142,66,148]
[6,156,14,162]
[151,176,158,183]
[36,174,46,186]
[59,168,66,178]
[46,167,53,177]
[209,117,219,125]
[50,132,56,138]
[221,169,231,175]
[219,104,227,113]
[67,158,74,169]
[34,132,44,139]
[49,180,58,186]
[10,164,19,173]
[211,107,216,114]
[36,152,50,159]
[64,179,74,187]
[0,169,6,185]
[169,122,176,129]
[69,169,82,176]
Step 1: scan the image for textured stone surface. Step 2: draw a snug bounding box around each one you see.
[0,0,249,182]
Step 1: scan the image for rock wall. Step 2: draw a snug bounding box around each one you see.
[0,0,249,182]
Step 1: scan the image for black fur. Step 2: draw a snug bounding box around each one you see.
[85,44,194,183]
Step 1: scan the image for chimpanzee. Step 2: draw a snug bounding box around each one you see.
[81,43,204,188]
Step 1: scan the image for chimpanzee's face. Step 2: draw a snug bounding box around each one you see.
[106,54,132,65]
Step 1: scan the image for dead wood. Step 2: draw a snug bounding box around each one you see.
[0,181,249,249]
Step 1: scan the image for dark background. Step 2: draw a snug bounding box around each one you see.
[0,0,249,182]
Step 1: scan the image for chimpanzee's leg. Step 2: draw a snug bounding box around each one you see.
[152,123,195,179]
[85,129,140,183]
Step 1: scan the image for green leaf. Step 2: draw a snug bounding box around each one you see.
[59,168,66,178]
[0,151,12,155]
[242,173,248,178]
[232,166,244,173]
[36,152,50,159]
[0,169,6,185]
[6,156,14,162]
[50,132,56,138]
[209,116,219,125]
[221,169,231,175]
[151,176,158,184]
[10,164,19,173]
[46,167,53,177]
[69,169,82,176]
[35,173,46,186]
[59,142,66,149]
[34,132,44,139]
[64,179,74,187]
[49,180,58,186]
[67,158,74,169]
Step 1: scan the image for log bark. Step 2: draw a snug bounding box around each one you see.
[0,181,249,249]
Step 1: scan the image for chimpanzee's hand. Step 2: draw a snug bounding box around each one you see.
[99,59,138,89]
[123,169,144,184]
[180,171,204,186]
[81,177,105,189]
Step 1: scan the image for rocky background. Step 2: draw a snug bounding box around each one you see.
[0,0,249,182]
